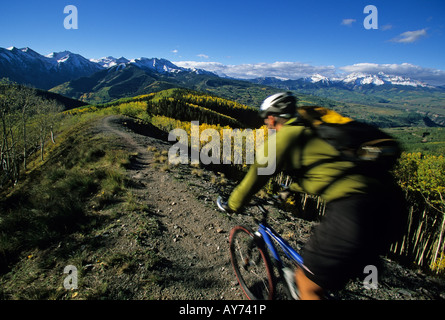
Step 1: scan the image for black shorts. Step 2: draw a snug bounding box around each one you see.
[301,186,408,290]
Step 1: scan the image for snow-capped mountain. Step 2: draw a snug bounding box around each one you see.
[251,71,434,89]
[0,46,215,89]
[129,57,185,73]
[0,47,103,89]
[1,47,51,69]
[306,73,331,84]
[293,71,433,88]
[333,72,432,88]
[90,56,130,68]
[91,55,216,75]
[46,50,104,74]
[1,46,440,99]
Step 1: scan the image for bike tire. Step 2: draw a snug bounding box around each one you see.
[229,225,275,300]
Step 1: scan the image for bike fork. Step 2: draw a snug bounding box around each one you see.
[282,267,300,300]
[256,230,300,300]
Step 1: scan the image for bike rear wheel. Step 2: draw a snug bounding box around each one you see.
[229,225,275,300]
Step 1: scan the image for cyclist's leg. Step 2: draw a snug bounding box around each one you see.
[299,193,381,292]
[295,268,324,300]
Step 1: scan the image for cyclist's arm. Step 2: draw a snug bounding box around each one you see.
[228,126,304,212]
[227,162,270,212]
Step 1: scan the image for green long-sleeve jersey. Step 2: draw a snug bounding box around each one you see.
[228,118,380,212]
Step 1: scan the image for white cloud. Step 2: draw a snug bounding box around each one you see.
[380,24,393,31]
[390,28,428,43]
[197,54,209,59]
[341,19,356,26]
[174,61,337,80]
[171,49,178,54]
[174,60,445,86]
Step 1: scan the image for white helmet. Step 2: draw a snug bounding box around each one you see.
[259,92,297,119]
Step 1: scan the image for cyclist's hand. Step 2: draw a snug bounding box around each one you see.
[216,196,235,213]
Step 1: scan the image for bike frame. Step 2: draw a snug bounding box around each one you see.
[257,220,304,269]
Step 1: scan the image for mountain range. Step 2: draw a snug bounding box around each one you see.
[0,47,103,90]
[1,46,444,123]
[2,46,443,90]
[308,72,433,88]
[0,46,215,90]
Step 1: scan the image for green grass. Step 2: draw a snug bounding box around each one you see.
[0,113,167,299]
[0,115,130,274]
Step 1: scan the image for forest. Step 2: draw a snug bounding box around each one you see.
[0,79,63,188]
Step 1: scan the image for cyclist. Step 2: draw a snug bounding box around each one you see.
[219,92,408,300]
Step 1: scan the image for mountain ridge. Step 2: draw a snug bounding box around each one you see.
[0,47,103,89]
[0,47,215,90]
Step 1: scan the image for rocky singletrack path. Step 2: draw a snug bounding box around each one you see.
[96,115,244,299]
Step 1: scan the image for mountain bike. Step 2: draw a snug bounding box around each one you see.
[217,195,313,300]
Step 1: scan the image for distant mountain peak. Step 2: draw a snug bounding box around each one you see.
[46,51,73,60]
[20,47,35,53]
[0,46,103,89]
[91,56,130,68]
[308,73,330,84]
[337,71,431,88]
[129,57,184,73]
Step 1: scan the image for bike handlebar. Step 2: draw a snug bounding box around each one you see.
[216,194,285,222]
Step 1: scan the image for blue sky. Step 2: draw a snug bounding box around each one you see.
[1,0,445,84]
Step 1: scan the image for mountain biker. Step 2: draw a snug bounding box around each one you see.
[218,92,408,300]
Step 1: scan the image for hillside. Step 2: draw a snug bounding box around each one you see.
[1,113,444,302]
[67,87,445,156]
[49,63,284,107]
[386,127,445,156]
[0,80,87,110]
[49,65,173,104]
[66,89,445,273]
[1,83,445,302]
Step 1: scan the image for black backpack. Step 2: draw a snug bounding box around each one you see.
[296,106,401,173]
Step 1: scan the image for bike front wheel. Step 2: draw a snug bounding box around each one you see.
[229,225,275,300]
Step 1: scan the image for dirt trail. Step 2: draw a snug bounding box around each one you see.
[97,115,243,299]
[95,115,445,301]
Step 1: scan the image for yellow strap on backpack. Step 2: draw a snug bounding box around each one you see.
[298,106,353,126]
[319,108,353,124]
